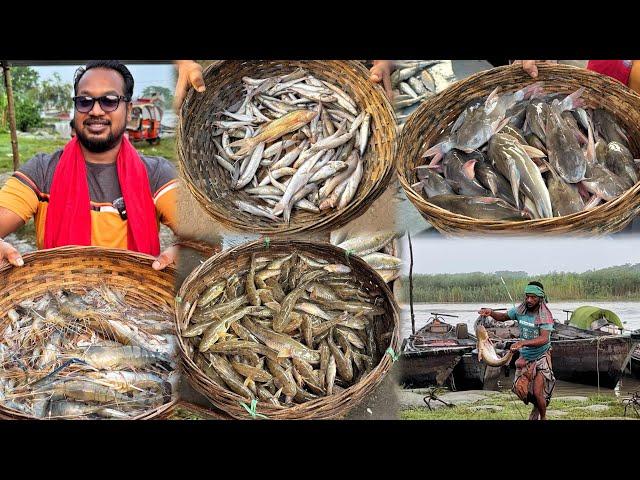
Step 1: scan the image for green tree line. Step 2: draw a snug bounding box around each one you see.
[1,66,72,132]
[399,264,640,303]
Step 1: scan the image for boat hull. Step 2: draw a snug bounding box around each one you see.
[399,347,472,387]
[550,336,632,389]
[452,353,507,390]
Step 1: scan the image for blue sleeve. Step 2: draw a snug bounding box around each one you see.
[507,307,517,320]
[540,323,554,331]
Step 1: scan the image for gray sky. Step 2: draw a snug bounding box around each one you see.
[400,236,640,275]
[32,63,175,99]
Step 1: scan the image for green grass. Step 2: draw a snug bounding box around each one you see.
[0,133,67,172]
[0,133,177,173]
[400,392,635,420]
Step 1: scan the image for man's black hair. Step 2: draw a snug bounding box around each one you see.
[528,281,544,290]
[73,60,134,100]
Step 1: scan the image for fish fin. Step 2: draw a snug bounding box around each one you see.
[277,346,293,358]
[585,116,596,164]
[423,138,452,161]
[493,116,511,135]
[508,169,521,210]
[577,181,592,201]
[485,87,500,108]
[462,159,477,180]
[520,81,545,100]
[243,377,252,387]
[560,87,586,112]
[584,194,603,210]
[424,164,444,173]
[520,144,546,158]
[229,136,250,149]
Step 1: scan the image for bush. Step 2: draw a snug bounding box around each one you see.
[15,96,43,132]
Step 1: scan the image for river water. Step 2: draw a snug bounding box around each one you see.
[401,302,640,396]
[400,302,640,339]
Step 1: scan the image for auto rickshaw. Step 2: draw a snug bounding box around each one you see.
[126,97,163,144]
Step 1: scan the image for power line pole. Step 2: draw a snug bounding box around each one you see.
[2,61,20,169]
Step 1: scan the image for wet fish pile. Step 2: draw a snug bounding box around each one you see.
[330,230,401,283]
[392,61,440,127]
[413,83,638,221]
[182,251,390,407]
[209,69,371,223]
[0,288,177,419]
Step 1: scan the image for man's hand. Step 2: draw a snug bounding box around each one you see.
[478,308,493,317]
[513,60,558,78]
[513,60,540,78]
[152,245,178,271]
[370,60,394,100]
[174,61,205,110]
[510,341,525,351]
[0,239,24,267]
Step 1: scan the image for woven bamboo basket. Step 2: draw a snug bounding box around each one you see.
[0,246,178,420]
[175,239,400,420]
[397,63,640,235]
[177,60,397,235]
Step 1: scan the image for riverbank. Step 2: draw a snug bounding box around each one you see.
[399,389,638,420]
[0,132,176,173]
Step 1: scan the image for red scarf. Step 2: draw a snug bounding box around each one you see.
[587,60,632,87]
[44,136,160,256]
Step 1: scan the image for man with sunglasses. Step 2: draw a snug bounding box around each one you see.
[0,61,178,270]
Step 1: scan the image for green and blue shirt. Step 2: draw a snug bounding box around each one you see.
[507,307,553,361]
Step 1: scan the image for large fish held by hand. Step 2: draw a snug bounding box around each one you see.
[476,324,513,367]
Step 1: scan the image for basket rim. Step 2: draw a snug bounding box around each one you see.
[176,60,397,236]
[395,62,640,230]
[175,238,400,419]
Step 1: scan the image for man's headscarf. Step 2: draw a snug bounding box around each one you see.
[516,284,554,325]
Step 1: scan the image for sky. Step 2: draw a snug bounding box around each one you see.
[32,63,175,99]
[399,236,640,275]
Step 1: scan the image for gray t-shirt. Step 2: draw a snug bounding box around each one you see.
[17,150,176,209]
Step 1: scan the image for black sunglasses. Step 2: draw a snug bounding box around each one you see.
[73,95,129,113]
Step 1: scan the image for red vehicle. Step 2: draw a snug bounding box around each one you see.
[126,96,163,144]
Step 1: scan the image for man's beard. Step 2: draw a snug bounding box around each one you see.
[74,119,125,153]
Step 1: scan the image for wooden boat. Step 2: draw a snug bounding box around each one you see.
[452,353,508,391]
[399,314,475,388]
[626,330,640,379]
[479,321,633,389]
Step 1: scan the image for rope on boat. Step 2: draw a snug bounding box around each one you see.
[596,336,601,395]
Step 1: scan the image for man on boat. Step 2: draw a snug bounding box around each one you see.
[478,281,556,420]
[0,61,178,270]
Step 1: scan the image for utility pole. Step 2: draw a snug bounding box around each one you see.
[408,231,415,335]
[2,61,20,169]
